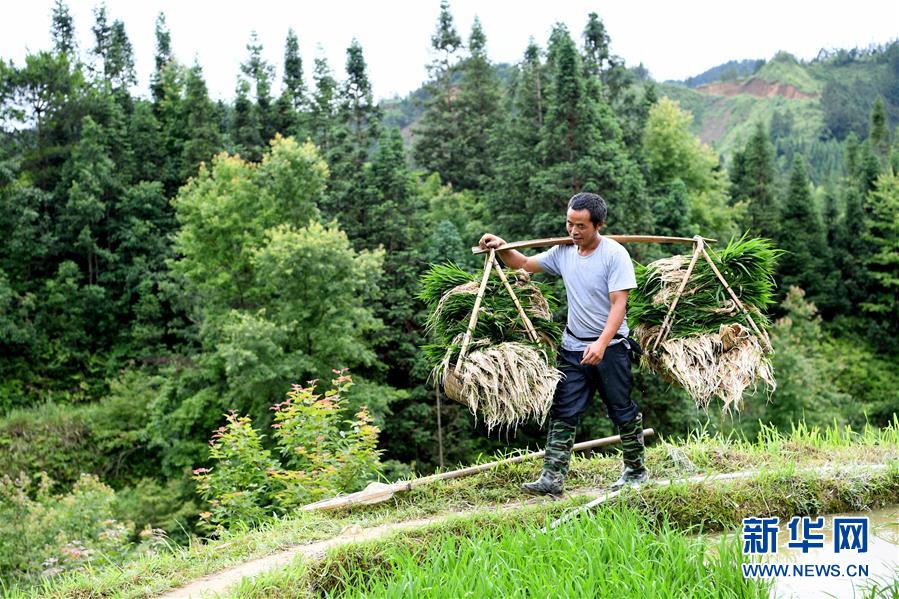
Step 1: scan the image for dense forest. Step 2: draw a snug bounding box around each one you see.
[1,0,897,585]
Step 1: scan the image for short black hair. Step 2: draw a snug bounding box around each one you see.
[568,192,607,226]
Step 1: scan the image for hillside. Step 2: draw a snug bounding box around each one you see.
[384,43,899,183]
[658,47,897,180]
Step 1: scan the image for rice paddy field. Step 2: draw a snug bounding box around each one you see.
[236,507,772,598]
[18,421,899,598]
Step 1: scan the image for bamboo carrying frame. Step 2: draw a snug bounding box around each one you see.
[466,234,771,357]
[458,235,731,370]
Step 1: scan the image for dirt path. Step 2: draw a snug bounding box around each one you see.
[159,497,549,599]
[158,463,889,598]
[158,515,447,599]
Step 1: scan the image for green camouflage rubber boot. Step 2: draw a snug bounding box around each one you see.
[611,413,648,490]
[522,419,576,497]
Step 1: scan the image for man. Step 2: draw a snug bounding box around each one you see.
[478,192,647,496]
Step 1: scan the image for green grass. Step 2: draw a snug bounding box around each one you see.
[235,507,771,598]
[756,56,823,94]
[13,419,899,598]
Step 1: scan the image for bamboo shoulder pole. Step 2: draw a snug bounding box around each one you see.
[471,235,716,255]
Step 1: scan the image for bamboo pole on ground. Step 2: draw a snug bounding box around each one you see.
[301,429,655,511]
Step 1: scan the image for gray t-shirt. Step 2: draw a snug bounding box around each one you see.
[535,237,637,351]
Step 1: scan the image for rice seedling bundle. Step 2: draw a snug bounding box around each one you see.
[628,236,782,411]
[419,263,563,431]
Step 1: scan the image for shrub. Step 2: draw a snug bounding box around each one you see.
[193,412,278,531]
[269,372,381,509]
[0,473,132,583]
[193,372,382,530]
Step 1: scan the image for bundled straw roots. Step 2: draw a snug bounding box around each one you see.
[629,236,781,411]
[634,323,775,411]
[419,263,562,432]
[439,341,562,432]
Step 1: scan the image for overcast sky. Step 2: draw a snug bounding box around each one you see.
[3,0,897,102]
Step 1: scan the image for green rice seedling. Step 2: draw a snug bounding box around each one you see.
[325,506,771,598]
[629,235,782,412]
[419,262,563,431]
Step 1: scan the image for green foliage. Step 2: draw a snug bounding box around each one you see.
[643,97,736,239]
[193,375,381,530]
[738,288,852,435]
[0,370,163,489]
[171,137,325,312]
[269,374,381,508]
[193,411,277,530]
[0,473,134,584]
[155,136,383,477]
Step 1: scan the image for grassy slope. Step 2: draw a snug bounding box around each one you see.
[658,54,886,163]
[661,84,825,160]
[22,421,899,598]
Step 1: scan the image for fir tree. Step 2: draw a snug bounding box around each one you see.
[150,13,172,106]
[778,156,829,300]
[413,0,464,184]
[835,185,871,311]
[282,28,306,111]
[240,32,276,144]
[59,116,118,285]
[488,40,545,237]
[128,100,164,184]
[730,122,780,239]
[869,97,891,166]
[861,172,899,348]
[154,61,187,194]
[340,39,381,166]
[50,0,77,57]
[181,63,222,178]
[529,25,648,239]
[582,12,610,77]
[231,78,263,161]
[91,6,135,90]
[451,17,500,191]
[309,55,338,154]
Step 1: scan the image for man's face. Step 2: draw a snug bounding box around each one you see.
[566,208,601,246]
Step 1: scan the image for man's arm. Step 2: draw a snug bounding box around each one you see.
[580,290,629,365]
[478,233,544,273]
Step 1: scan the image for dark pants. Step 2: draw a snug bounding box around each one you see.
[551,344,638,427]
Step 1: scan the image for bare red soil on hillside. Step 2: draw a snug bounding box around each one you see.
[697,78,817,99]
